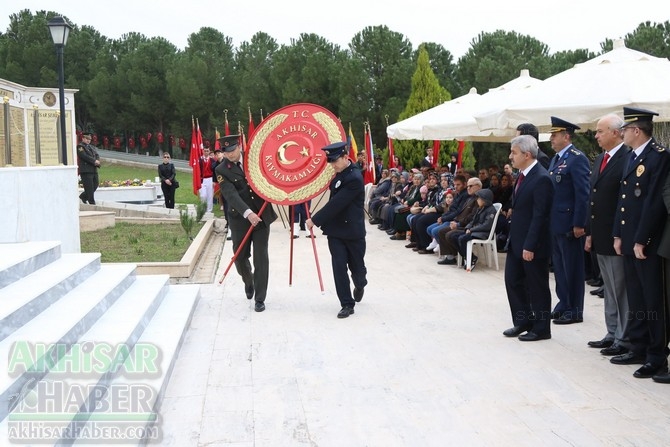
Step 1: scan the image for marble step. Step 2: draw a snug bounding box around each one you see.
[0,263,137,422]
[0,275,170,444]
[71,284,201,445]
[0,253,101,342]
[0,241,62,289]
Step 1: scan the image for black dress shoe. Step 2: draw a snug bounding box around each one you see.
[337,307,354,318]
[553,315,583,325]
[600,344,628,356]
[368,219,380,224]
[587,278,603,287]
[405,242,417,248]
[610,351,646,365]
[437,258,456,265]
[386,229,396,235]
[518,331,551,341]
[652,371,670,383]
[503,325,531,337]
[417,249,432,254]
[254,301,265,312]
[353,287,364,302]
[550,311,563,320]
[587,338,613,349]
[390,234,406,240]
[634,362,668,379]
[245,284,254,300]
[590,286,604,296]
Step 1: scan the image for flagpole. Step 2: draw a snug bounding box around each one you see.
[289,205,295,286]
[304,206,325,294]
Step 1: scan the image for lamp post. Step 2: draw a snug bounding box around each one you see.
[47,16,72,165]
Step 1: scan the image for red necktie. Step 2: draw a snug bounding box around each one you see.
[599,153,610,174]
[515,173,524,193]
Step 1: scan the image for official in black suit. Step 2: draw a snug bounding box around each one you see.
[654,170,670,383]
[307,142,368,319]
[215,135,278,312]
[547,117,590,324]
[584,114,630,355]
[502,135,554,341]
[612,107,670,379]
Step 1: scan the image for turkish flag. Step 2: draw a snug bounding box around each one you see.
[128,137,136,149]
[157,132,164,144]
[113,136,121,149]
[103,136,109,148]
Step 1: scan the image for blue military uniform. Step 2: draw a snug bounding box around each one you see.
[548,117,591,323]
[310,142,368,317]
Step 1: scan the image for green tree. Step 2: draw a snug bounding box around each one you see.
[454,30,551,96]
[393,45,454,169]
[271,33,343,114]
[235,32,279,124]
[341,25,414,149]
[418,42,457,98]
[166,27,236,138]
[623,21,670,58]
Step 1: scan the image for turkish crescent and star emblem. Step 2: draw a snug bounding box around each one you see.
[246,103,346,206]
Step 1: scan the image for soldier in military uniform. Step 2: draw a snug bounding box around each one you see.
[547,117,591,324]
[77,131,101,204]
[611,107,670,380]
[215,135,278,312]
[307,142,368,319]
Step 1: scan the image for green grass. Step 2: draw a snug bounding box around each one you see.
[80,221,204,263]
[99,161,223,216]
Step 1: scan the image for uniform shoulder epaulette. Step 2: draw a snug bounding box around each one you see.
[569,148,583,156]
[651,140,666,152]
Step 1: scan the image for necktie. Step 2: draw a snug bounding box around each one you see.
[515,173,524,193]
[599,153,610,174]
[629,151,637,166]
[552,154,560,168]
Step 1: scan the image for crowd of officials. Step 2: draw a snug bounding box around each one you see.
[78,106,670,383]
[364,107,670,384]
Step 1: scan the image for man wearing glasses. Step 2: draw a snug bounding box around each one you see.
[77,131,101,204]
[612,107,670,381]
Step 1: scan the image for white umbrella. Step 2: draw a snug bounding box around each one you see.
[386,87,481,140]
[387,70,546,142]
[475,40,670,132]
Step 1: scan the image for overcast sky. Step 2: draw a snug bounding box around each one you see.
[3,1,669,59]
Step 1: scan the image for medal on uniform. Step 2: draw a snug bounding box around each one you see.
[335,180,341,188]
[555,175,562,183]
[634,187,641,197]
[636,165,645,177]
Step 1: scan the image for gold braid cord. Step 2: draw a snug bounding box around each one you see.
[247,111,340,204]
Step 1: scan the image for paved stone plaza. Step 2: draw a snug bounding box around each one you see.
[159,221,670,446]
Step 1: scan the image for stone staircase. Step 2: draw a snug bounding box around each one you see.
[0,241,200,445]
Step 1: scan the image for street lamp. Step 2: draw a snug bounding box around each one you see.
[47,16,72,165]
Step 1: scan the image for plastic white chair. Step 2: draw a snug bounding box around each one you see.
[458,203,503,272]
[364,183,375,212]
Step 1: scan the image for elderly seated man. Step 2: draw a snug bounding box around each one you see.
[367,170,393,224]
[451,188,497,271]
[435,178,482,265]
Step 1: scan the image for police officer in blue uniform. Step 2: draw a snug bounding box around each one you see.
[215,135,278,312]
[547,117,591,324]
[611,107,670,380]
[307,142,368,318]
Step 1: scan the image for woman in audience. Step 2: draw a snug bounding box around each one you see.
[388,174,424,240]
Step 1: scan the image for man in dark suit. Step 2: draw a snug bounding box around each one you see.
[654,166,670,383]
[307,142,368,319]
[215,135,278,312]
[585,114,630,356]
[612,107,670,379]
[502,135,554,341]
[548,117,590,324]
